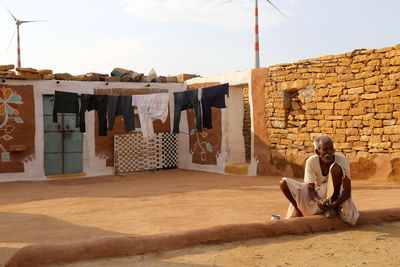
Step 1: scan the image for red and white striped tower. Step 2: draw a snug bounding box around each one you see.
[254,0,260,68]
[17,24,21,68]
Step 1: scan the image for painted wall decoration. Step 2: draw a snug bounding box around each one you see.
[0,85,35,173]
[187,83,222,165]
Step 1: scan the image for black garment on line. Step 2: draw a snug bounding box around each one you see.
[107,95,135,132]
[173,90,202,134]
[53,90,80,127]
[80,94,109,136]
[201,83,229,129]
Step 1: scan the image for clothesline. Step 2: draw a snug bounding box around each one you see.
[52,83,229,139]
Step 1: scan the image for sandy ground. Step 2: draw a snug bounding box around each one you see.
[57,221,400,267]
[1,169,400,265]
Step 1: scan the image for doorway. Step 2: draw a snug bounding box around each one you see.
[43,95,83,175]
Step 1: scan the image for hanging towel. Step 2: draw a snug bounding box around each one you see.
[173,90,202,134]
[107,95,135,132]
[201,83,229,129]
[53,91,80,127]
[132,93,169,138]
[80,94,109,136]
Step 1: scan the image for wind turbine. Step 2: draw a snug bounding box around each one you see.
[1,0,47,68]
[217,0,287,68]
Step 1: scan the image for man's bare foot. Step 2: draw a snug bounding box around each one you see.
[291,210,303,218]
[325,208,338,219]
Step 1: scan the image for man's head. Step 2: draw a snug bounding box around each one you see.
[313,136,335,164]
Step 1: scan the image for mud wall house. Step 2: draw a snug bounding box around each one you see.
[181,43,400,183]
[0,79,185,181]
[1,42,400,183]
[0,71,257,181]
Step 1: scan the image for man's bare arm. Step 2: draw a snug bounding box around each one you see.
[308,183,330,209]
[330,176,351,208]
[307,183,320,201]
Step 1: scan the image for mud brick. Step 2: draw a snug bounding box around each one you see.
[374,98,391,105]
[346,79,364,88]
[329,87,343,96]
[369,142,391,148]
[365,85,379,92]
[347,120,362,127]
[365,76,384,84]
[376,47,393,53]
[389,56,400,65]
[345,128,359,135]
[331,133,346,142]
[349,107,366,115]
[393,112,400,119]
[317,102,333,110]
[373,128,384,135]
[16,67,38,74]
[0,64,14,71]
[338,74,354,82]
[347,135,360,141]
[348,87,364,94]
[367,59,381,66]
[38,69,53,75]
[383,120,396,126]
[375,104,393,113]
[317,88,329,97]
[353,141,367,147]
[20,72,42,80]
[335,102,351,109]
[374,113,392,120]
[105,76,121,82]
[361,93,377,100]
[54,73,74,80]
[384,126,400,134]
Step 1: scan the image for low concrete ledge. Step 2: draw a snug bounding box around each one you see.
[6,208,400,267]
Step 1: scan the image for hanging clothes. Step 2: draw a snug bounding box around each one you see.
[107,95,135,132]
[173,90,202,134]
[80,94,109,136]
[201,83,229,129]
[131,93,169,138]
[148,93,170,123]
[53,91,80,127]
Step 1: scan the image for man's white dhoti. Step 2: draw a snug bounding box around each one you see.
[283,154,360,225]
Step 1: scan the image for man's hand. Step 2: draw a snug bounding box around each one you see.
[317,199,331,210]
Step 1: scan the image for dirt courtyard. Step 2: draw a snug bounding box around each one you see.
[1,169,400,265]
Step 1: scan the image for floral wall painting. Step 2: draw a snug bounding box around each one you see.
[190,129,215,162]
[187,107,222,165]
[0,86,24,162]
[0,85,35,173]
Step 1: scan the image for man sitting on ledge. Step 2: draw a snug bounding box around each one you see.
[280,136,359,225]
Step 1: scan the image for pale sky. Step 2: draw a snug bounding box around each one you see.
[0,0,399,77]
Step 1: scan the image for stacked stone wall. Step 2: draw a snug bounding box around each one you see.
[264,44,400,181]
[243,86,251,161]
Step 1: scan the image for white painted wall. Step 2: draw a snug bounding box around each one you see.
[181,70,254,175]
[0,80,185,182]
[226,86,245,164]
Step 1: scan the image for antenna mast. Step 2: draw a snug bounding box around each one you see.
[255,0,260,68]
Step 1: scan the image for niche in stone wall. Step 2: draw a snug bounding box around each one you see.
[284,90,306,127]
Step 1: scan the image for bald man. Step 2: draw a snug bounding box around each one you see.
[280,136,359,225]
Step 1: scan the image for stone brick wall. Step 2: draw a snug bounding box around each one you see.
[242,86,251,161]
[263,44,400,181]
